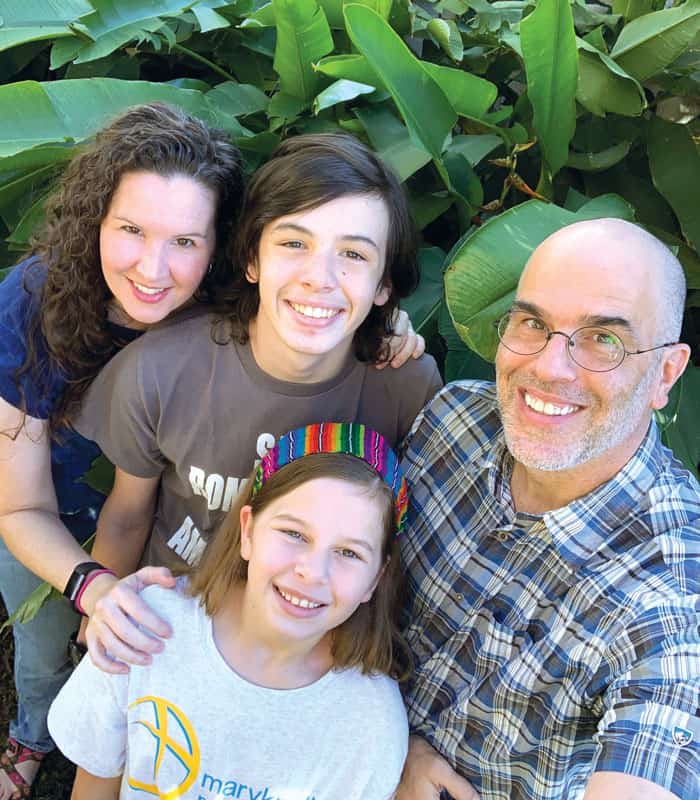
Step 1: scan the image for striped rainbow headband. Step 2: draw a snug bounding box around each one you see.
[252,422,408,536]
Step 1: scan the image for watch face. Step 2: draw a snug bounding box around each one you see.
[67,633,87,667]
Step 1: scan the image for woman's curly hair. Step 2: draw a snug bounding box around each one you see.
[17,102,243,433]
[211,133,419,363]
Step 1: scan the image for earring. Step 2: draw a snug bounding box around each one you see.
[207,262,214,275]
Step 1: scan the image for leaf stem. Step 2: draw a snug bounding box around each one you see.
[172,44,236,81]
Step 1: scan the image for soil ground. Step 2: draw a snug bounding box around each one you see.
[0,598,74,799]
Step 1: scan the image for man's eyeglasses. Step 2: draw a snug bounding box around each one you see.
[495,311,677,373]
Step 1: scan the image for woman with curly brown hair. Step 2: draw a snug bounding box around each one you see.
[0,102,244,799]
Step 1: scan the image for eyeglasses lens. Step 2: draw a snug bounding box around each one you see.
[497,312,625,372]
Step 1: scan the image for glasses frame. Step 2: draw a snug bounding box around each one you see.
[494,312,678,373]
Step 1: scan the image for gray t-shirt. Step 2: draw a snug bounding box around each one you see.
[49,582,408,800]
[76,312,442,569]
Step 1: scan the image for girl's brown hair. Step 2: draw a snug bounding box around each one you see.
[211,133,419,364]
[187,453,411,680]
[16,102,243,433]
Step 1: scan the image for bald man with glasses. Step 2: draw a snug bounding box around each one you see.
[396,219,699,800]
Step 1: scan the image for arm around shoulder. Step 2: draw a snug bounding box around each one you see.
[79,467,160,614]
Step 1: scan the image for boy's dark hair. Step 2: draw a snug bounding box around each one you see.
[18,102,243,433]
[187,453,411,681]
[214,133,419,363]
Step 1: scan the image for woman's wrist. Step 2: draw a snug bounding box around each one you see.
[69,568,118,616]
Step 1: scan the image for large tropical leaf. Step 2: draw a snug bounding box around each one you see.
[354,105,431,182]
[610,0,700,82]
[445,201,577,360]
[272,0,334,102]
[444,196,634,361]
[402,246,445,336]
[315,53,381,86]
[343,4,456,166]
[313,79,376,114]
[647,117,700,252]
[566,141,631,171]
[520,0,578,187]
[0,0,90,52]
[0,79,245,158]
[427,17,463,62]
[438,301,495,384]
[421,62,497,121]
[658,365,700,480]
[576,38,646,118]
[612,0,654,23]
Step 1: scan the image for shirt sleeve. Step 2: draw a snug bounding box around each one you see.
[73,340,167,478]
[47,654,128,778]
[0,261,55,419]
[592,595,700,797]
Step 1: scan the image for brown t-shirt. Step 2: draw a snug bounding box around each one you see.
[76,312,442,570]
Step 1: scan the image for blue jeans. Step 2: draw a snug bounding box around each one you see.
[0,537,79,752]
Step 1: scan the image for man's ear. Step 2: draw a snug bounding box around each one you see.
[651,343,691,410]
[239,505,254,561]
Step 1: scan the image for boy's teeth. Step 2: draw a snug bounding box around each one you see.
[290,302,339,319]
[133,281,165,295]
[524,392,577,416]
[279,588,321,609]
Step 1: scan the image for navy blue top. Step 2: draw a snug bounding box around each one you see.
[0,258,140,543]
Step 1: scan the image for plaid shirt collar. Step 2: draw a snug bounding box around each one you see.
[479,409,664,571]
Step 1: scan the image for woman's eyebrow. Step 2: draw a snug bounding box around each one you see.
[112,215,208,238]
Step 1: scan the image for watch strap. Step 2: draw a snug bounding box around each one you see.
[63,561,105,611]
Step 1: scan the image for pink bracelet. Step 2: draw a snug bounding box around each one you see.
[74,568,117,616]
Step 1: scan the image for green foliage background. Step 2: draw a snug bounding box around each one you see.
[0,0,698,476]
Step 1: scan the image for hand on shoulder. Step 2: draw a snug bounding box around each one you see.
[84,566,177,675]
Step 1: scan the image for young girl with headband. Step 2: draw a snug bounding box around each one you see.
[48,423,410,800]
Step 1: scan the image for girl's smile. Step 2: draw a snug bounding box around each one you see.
[237,477,385,651]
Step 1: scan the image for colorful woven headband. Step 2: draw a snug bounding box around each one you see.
[252,422,408,536]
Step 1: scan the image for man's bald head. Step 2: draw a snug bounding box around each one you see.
[521,218,686,342]
[497,218,690,481]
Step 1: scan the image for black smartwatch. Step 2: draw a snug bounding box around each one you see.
[63,561,105,613]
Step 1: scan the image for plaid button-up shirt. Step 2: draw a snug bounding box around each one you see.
[400,380,700,800]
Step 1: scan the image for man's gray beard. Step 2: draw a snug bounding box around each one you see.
[497,364,659,472]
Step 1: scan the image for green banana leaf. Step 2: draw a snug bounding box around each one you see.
[520,0,578,186]
[272,0,334,102]
[421,62,498,121]
[0,78,246,158]
[444,195,634,361]
[315,53,381,86]
[354,105,432,182]
[427,18,464,62]
[566,141,631,171]
[658,365,700,481]
[313,79,376,114]
[576,38,646,117]
[344,4,456,168]
[0,0,90,52]
[647,117,700,253]
[402,246,445,337]
[610,0,700,81]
